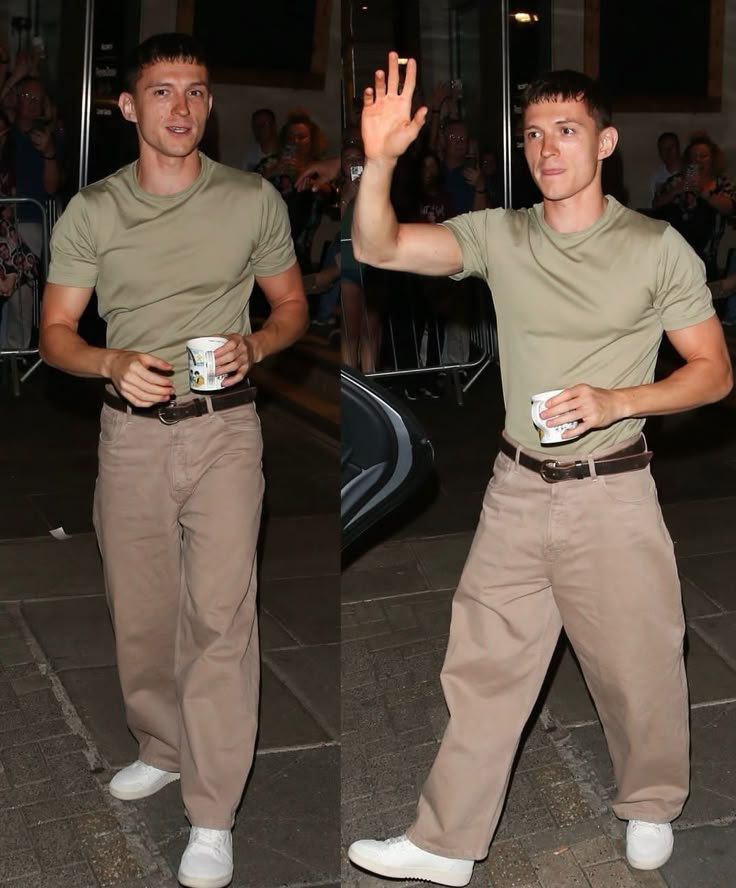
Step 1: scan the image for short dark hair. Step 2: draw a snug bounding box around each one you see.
[123,33,209,93]
[521,70,612,130]
[657,131,679,148]
[251,108,275,124]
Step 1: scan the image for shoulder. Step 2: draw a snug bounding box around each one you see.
[607,199,671,239]
[206,158,276,198]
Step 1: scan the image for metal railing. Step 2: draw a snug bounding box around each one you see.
[0,197,55,396]
[340,257,498,406]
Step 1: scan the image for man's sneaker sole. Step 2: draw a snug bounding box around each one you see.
[177,869,234,888]
[348,846,472,887]
[108,770,180,801]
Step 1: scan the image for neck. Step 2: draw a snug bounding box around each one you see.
[260,136,277,153]
[542,186,608,233]
[136,147,203,196]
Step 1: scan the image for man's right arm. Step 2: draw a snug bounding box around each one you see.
[40,283,175,406]
[352,52,464,277]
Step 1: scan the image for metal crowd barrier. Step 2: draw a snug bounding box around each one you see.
[0,196,54,397]
[340,251,498,406]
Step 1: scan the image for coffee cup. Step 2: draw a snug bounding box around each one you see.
[531,389,580,444]
[186,336,228,392]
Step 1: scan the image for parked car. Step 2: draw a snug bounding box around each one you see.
[341,366,434,552]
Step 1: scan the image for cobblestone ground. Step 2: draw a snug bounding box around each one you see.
[0,604,172,888]
[341,589,668,888]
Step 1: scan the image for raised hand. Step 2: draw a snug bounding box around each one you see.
[361,51,427,164]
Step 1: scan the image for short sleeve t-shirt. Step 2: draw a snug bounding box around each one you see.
[48,153,296,395]
[443,196,714,454]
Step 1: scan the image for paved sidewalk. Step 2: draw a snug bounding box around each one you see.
[0,369,340,887]
[342,363,736,888]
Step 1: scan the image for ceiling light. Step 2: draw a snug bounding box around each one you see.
[397,58,409,65]
[512,12,539,23]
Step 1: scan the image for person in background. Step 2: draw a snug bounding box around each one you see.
[0,74,60,350]
[256,109,331,272]
[649,132,681,206]
[241,107,278,172]
[654,134,735,281]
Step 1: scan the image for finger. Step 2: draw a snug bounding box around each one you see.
[374,68,386,100]
[140,355,174,373]
[412,106,429,132]
[363,86,375,107]
[222,367,248,387]
[386,51,399,95]
[403,57,418,98]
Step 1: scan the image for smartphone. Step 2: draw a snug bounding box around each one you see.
[463,153,478,170]
[349,164,363,182]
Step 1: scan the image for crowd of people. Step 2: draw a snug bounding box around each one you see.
[0,40,60,353]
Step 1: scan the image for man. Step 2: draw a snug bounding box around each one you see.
[242,106,279,172]
[347,53,732,886]
[39,34,307,888]
[0,75,61,350]
[433,118,486,215]
[650,131,681,205]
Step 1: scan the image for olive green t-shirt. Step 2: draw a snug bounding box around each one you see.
[443,197,714,454]
[48,153,296,395]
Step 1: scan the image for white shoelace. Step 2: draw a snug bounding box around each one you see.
[630,820,666,836]
[191,828,230,856]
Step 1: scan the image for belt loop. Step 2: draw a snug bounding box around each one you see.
[514,443,521,468]
[125,403,133,416]
[205,394,215,415]
[641,432,648,453]
[587,455,597,478]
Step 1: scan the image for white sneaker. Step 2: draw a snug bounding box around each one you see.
[108,760,180,801]
[626,820,674,870]
[348,834,473,887]
[178,828,233,888]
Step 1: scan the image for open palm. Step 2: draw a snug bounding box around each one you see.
[361,52,427,163]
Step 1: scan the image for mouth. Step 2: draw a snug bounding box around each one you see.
[540,168,565,176]
[166,126,192,135]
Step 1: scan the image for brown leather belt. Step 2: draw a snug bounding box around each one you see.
[103,383,257,425]
[499,435,652,483]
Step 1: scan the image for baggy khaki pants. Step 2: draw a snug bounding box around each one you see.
[407,435,690,860]
[93,400,264,829]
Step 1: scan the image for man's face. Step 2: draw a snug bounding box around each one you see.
[119,59,212,160]
[17,80,45,123]
[444,122,468,166]
[522,97,616,203]
[658,136,680,167]
[253,112,275,145]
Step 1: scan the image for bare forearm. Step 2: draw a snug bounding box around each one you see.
[616,357,733,419]
[247,298,308,362]
[352,158,400,265]
[40,322,116,378]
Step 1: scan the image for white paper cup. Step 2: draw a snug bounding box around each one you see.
[186,336,228,391]
[531,389,580,444]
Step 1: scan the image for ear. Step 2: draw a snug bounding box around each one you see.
[118,91,138,124]
[207,93,213,117]
[598,126,618,160]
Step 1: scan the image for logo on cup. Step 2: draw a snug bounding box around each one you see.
[530,389,580,444]
[186,336,228,392]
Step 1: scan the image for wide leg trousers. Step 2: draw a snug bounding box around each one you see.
[406,435,690,860]
[93,401,264,829]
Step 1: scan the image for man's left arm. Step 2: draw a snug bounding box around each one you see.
[542,315,733,437]
[214,261,309,385]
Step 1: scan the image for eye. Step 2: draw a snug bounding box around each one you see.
[561,126,575,135]
[189,89,204,98]
[526,130,540,140]
[154,89,168,97]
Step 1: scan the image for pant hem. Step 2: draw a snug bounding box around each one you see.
[405,826,482,862]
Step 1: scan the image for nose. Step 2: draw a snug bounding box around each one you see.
[540,136,558,157]
[172,93,191,116]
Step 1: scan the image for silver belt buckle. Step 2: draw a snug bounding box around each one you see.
[158,405,179,425]
[540,459,560,483]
